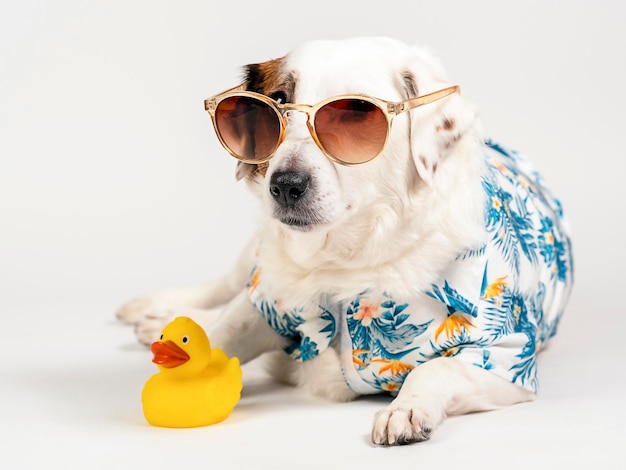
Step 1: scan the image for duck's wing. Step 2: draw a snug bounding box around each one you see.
[208,354,243,411]
[207,347,230,367]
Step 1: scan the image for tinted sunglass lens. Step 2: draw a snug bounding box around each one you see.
[215,96,281,161]
[314,99,387,163]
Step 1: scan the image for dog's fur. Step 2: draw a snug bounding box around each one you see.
[117,37,569,445]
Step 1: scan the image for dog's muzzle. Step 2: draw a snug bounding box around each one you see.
[269,171,310,208]
[269,170,323,230]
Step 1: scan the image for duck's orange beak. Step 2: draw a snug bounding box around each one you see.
[151,340,190,368]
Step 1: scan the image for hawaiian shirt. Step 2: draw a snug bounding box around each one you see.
[248,140,574,394]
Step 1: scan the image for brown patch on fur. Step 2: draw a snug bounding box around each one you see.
[244,57,295,101]
[436,118,456,132]
[401,71,419,98]
[443,133,462,149]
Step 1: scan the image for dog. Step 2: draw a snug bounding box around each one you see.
[117,36,574,445]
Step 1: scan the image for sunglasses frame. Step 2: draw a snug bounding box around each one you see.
[204,84,460,166]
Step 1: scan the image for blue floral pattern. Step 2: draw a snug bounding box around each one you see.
[248,140,573,394]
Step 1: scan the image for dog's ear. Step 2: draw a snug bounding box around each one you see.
[236,162,255,181]
[400,48,479,185]
[236,161,268,181]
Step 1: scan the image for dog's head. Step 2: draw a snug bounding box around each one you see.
[234,37,480,237]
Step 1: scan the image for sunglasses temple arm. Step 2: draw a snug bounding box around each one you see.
[399,85,460,113]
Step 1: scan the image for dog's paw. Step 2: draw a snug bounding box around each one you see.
[133,309,177,345]
[371,404,438,446]
[115,297,164,325]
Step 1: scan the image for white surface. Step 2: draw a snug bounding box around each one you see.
[2,1,625,468]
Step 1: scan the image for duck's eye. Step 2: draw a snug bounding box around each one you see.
[182,336,189,344]
[159,334,163,340]
[269,91,287,104]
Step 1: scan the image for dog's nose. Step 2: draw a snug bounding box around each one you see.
[269,171,310,207]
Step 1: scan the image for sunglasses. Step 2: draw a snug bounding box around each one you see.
[204,84,460,166]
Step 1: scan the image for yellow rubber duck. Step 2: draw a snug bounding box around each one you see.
[141,316,243,428]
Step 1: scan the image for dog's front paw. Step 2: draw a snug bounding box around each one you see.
[116,297,164,325]
[371,404,438,446]
[116,297,178,345]
[133,309,177,345]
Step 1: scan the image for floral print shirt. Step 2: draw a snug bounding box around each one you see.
[248,140,574,394]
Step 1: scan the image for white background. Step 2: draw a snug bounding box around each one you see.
[2,1,625,469]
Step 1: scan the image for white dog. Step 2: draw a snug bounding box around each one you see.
[117,36,573,445]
